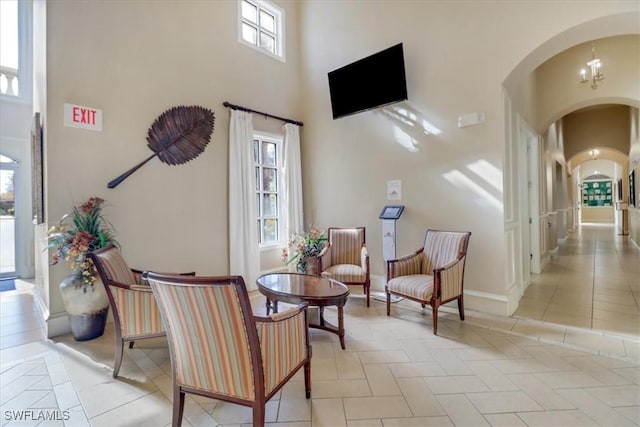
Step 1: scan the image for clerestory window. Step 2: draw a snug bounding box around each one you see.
[238,0,285,62]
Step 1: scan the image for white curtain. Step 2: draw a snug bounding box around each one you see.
[282,123,304,238]
[229,110,260,290]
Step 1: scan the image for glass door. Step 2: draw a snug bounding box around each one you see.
[0,154,17,278]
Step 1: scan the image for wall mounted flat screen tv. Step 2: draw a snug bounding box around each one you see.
[328,43,407,120]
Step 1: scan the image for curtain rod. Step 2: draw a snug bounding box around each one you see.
[223,101,303,127]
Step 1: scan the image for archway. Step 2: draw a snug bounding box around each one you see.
[502,12,639,320]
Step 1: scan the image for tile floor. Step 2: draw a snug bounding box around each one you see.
[1,224,639,426]
[513,224,640,340]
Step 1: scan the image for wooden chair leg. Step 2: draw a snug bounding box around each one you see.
[113,339,124,378]
[458,295,465,321]
[304,360,311,399]
[172,386,185,427]
[253,401,266,427]
[365,282,370,307]
[386,289,391,316]
[431,300,439,335]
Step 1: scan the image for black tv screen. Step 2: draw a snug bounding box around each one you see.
[328,43,408,120]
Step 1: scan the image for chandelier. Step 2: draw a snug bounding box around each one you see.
[589,148,600,160]
[580,44,604,89]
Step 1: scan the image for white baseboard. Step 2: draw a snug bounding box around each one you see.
[464,289,512,316]
[45,312,71,338]
[540,253,550,270]
[370,274,385,292]
[372,274,513,317]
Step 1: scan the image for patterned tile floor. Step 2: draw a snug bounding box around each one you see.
[1,224,638,426]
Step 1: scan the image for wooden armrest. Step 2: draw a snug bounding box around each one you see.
[140,270,196,283]
[434,255,464,273]
[129,284,154,292]
[387,248,424,280]
[318,245,330,257]
[107,281,140,291]
[434,256,466,300]
[361,245,369,270]
[255,303,308,323]
[270,306,303,321]
[388,248,422,264]
[361,245,369,254]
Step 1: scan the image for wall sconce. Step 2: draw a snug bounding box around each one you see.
[580,44,604,89]
[589,148,600,160]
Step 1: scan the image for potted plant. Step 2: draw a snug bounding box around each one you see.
[47,196,118,341]
[281,227,327,274]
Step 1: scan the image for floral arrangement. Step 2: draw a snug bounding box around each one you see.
[281,227,327,273]
[47,197,118,291]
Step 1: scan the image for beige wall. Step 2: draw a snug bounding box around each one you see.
[41,0,301,333]
[535,35,640,132]
[561,106,631,241]
[298,1,638,308]
[36,1,640,330]
[582,206,615,223]
[563,105,631,160]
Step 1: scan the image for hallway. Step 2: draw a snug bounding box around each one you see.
[514,224,640,340]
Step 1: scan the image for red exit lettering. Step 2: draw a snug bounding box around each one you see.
[72,106,97,125]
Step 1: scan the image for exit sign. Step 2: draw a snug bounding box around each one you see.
[64,103,103,131]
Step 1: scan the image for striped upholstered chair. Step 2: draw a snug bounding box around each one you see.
[146,273,311,427]
[88,245,194,378]
[386,229,471,335]
[313,227,370,306]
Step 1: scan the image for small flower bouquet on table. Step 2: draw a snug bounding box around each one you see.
[281,227,327,274]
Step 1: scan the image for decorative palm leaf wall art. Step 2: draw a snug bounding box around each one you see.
[108,105,215,188]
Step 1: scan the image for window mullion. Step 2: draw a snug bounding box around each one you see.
[238,0,284,61]
[254,134,281,245]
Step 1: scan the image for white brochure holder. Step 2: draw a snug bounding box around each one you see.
[375,206,405,303]
[379,205,404,261]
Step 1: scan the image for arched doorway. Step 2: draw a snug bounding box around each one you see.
[568,145,630,232]
[502,13,639,335]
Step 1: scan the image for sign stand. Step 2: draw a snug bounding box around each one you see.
[373,206,405,303]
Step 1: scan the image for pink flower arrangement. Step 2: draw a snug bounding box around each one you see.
[48,197,118,291]
[281,227,327,273]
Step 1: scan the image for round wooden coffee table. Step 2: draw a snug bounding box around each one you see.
[256,273,350,349]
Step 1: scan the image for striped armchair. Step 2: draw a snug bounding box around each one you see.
[386,229,471,335]
[312,227,370,306]
[88,246,194,378]
[146,273,311,427]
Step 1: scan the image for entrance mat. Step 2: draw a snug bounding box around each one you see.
[0,278,16,292]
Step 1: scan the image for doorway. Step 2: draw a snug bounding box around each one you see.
[518,117,541,279]
[0,154,17,279]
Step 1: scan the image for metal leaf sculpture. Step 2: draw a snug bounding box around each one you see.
[108,105,215,188]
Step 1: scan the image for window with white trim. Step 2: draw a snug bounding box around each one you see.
[254,134,282,245]
[238,0,285,61]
